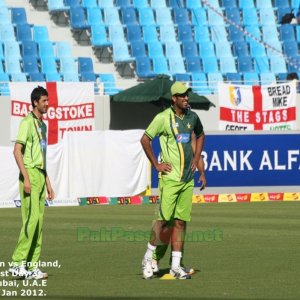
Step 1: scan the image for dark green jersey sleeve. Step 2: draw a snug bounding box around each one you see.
[194,114,204,137]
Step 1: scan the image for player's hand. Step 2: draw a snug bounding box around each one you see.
[47,187,55,200]
[156,162,172,174]
[191,158,198,173]
[23,177,31,194]
[199,173,206,191]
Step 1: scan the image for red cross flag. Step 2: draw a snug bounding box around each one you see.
[218,81,297,131]
[10,82,95,144]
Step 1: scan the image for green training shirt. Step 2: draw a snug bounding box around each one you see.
[145,107,204,182]
[16,112,47,171]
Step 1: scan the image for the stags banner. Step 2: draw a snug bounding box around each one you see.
[10,82,95,144]
[218,81,297,131]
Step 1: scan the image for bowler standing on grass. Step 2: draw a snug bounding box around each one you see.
[9,86,55,280]
[140,82,205,279]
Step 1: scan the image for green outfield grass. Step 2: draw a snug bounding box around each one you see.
[0,202,300,300]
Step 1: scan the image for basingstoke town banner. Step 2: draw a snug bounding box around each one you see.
[10,82,95,145]
[218,81,297,131]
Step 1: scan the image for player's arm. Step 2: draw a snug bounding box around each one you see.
[140,134,172,173]
[191,133,205,172]
[192,133,206,190]
[13,143,31,194]
[45,175,55,200]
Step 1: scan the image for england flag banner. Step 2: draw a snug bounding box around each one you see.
[218,81,297,131]
[10,82,95,144]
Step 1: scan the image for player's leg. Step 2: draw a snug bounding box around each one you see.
[169,179,194,279]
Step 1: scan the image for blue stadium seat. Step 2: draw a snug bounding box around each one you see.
[56,41,72,58]
[254,56,270,72]
[244,25,261,42]
[277,73,288,81]
[165,41,182,58]
[220,56,236,73]
[147,41,164,58]
[274,0,289,8]
[99,73,120,95]
[226,72,241,83]
[262,26,279,43]
[48,0,68,12]
[0,73,10,95]
[270,57,287,73]
[207,9,224,26]
[81,0,98,9]
[155,8,173,26]
[63,73,80,82]
[159,25,177,43]
[16,24,32,42]
[5,57,22,74]
[23,56,39,75]
[139,7,156,26]
[70,7,89,29]
[104,8,121,26]
[0,42,4,61]
[116,0,132,8]
[243,72,259,85]
[45,72,62,81]
[257,0,272,9]
[191,8,207,26]
[126,24,142,42]
[237,56,253,72]
[260,73,276,85]
[109,25,125,43]
[205,0,220,7]
[150,0,166,9]
[98,0,114,8]
[173,73,190,82]
[142,25,158,42]
[80,72,97,82]
[233,41,249,57]
[112,42,134,63]
[4,41,21,59]
[228,25,244,42]
[296,26,300,42]
[259,8,276,26]
[169,57,186,74]
[87,8,104,26]
[215,41,233,58]
[177,24,193,42]
[0,25,16,42]
[91,25,112,47]
[186,0,202,10]
[65,0,80,7]
[280,25,295,41]
[250,41,266,57]
[239,0,254,9]
[38,41,56,59]
[243,8,259,26]
[121,7,138,25]
[173,8,190,25]
[78,57,94,73]
[222,0,237,8]
[225,7,241,25]
[202,56,219,73]
[60,57,76,74]
[11,8,27,25]
[191,72,210,94]
[41,57,58,74]
[33,26,49,42]
[207,72,223,93]
[283,41,298,57]
[135,57,154,78]
[277,8,292,23]
[291,0,300,10]
[266,40,282,57]
[29,73,45,82]
[194,25,210,42]
[0,7,11,25]
[130,40,146,57]
[182,41,199,58]
[186,56,202,73]
[152,57,169,75]
[11,73,27,82]
[133,0,149,9]
[199,41,215,58]
[210,26,228,42]
[169,0,184,8]
[21,43,38,62]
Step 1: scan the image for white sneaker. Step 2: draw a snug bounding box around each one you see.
[8,264,28,277]
[170,266,191,279]
[26,268,48,280]
[151,259,159,273]
[182,266,195,275]
[142,258,153,279]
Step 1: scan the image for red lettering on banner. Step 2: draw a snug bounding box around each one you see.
[204,195,218,203]
[11,101,31,116]
[60,125,93,137]
[268,193,284,201]
[236,194,251,202]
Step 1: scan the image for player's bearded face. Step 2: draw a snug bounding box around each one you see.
[174,93,189,110]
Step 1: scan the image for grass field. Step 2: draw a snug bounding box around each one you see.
[0,202,300,300]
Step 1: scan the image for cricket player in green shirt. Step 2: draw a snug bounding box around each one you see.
[141,82,205,279]
[9,86,55,280]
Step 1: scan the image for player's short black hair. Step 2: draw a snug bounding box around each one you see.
[31,86,48,108]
